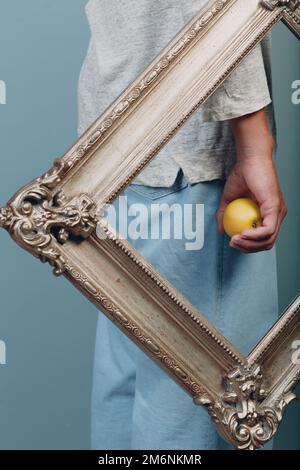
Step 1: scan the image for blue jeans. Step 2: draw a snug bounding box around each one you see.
[91,171,278,450]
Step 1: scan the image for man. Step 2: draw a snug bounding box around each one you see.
[78,0,286,450]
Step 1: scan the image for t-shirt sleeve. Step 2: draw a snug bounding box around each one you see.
[201,40,272,122]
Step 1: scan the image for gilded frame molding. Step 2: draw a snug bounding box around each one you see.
[1,0,300,449]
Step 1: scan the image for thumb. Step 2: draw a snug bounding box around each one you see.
[216,197,227,234]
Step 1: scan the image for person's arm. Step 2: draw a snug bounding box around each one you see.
[216,108,287,253]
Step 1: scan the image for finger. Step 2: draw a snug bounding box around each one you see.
[240,208,279,241]
[230,235,276,253]
[216,200,227,234]
[216,211,225,234]
[231,206,286,253]
[272,205,287,240]
[229,238,258,254]
[240,203,287,242]
[231,244,272,254]
[230,242,274,254]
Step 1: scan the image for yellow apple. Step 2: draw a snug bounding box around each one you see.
[223,198,262,237]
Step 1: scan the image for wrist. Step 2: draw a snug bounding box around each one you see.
[229,109,276,162]
[235,134,275,163]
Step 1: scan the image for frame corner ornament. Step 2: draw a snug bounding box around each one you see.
[261,0,300,37]
[0,159,99,276]
[194,364,298,450]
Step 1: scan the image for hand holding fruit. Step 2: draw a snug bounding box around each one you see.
[216,158,287,254]
[216,109,287,254]
[223,198,262,238]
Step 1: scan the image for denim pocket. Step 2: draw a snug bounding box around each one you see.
[127,180,188,201]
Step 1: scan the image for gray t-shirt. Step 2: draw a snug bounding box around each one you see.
[78,0,274,187]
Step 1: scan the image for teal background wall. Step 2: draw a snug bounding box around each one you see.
[271,22,300,450]
[0,1,299,449]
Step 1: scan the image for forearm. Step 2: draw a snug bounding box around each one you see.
[229,109,275,162]
[216,108,287,253]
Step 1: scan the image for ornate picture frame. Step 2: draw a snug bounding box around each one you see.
[1,0,300,449]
